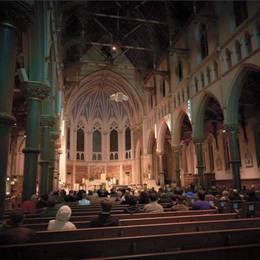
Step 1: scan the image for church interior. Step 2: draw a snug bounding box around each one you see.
[1,0,260,258]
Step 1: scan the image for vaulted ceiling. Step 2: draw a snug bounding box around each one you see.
[60,1,199,79]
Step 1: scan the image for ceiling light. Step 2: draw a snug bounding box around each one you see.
[110,92,129,102]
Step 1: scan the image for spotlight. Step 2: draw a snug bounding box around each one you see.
[112,45,116,51]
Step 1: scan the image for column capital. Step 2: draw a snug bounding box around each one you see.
[224,124,238,133]
[0,112,16,126]
[22,81,50,100]
[40,115,56,128]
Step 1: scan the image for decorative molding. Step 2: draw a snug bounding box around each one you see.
[22,81,50,100]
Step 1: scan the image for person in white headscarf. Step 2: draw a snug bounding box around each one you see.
[47,205,76,231]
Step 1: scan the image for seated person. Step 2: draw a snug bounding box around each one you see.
[21,194,38,213]
[40,199,58,218]
[171,195,189,211]
[124,195,140,214]
[90,198,120,227]
[78,192,91,206]
[143,192,164,213]
[47,205,76,231]
[192,191,214,210]
[0,209,35,244]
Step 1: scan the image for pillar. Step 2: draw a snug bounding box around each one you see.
[225,124,241,190]
[194,138,205,188]
[22,82,50,200]
[0,23,17,218]
[158,153,165,186]
[39,115,55,195]
[47,130,59,193]
[173,146,181,187]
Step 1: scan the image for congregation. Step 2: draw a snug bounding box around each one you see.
[0,183,259,245]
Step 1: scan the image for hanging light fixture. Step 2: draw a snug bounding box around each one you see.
[110,92,129,102]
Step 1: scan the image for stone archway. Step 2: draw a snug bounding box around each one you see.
[192,93,224,188]
[226,66,260,188]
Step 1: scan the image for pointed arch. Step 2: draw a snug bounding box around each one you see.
[193,92,223,140]
[172,110,192,145]
[66,69,145,125]
[157,120,171,153]
[226,64,260,125]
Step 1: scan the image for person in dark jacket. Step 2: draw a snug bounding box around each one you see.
[124,195,140,214]
[90,198,120,227]
[0,209,35,245]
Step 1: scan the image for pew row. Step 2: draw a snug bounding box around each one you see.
[1,227,260,259]
[32,217,260,243]
[87,243,260,260]
[23,209,218,224]
[23,213,237,231]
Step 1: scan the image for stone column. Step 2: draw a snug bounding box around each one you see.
[22,82,50,201]
[39,115,55,195]
[47,130,59,193]
[0,23,17,218]
[225,124,241,190]
[194,138,205,188]
[173,145,181,187]
[157,153,165,186]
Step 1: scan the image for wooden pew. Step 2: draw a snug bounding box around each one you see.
[23,209,218,224]
[86,243,260,260]
[31,217,260,243]
[1,227,260,259]
[23,213,237,231]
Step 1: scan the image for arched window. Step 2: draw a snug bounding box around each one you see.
[110,129,118,160]
[244,32,252,54]
[177,59,183,82]
[225,49,232,69]
[77,128,84,152]
[92,130,102,160]
[125,127,131,150]
[199,23,208,59]
[235,40,242,61]
[77,127,84,160]
[233,1,248,27]
[125,127,131,159]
